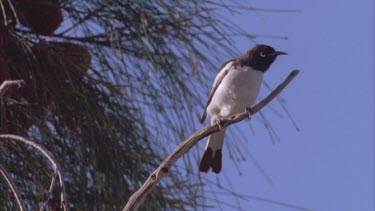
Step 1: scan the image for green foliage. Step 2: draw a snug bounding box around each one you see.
[0,0,251,210]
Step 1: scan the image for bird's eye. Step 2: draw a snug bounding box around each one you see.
[260,52,266,57]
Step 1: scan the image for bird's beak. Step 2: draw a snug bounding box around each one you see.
[276,51,288,56]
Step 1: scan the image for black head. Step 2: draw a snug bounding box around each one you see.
[235,44,287,72]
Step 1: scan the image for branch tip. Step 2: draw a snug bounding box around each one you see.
[123,69,300,211]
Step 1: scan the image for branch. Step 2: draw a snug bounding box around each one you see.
[0,80,25,97]
[0,163,26,211]
[0,134,68,211]
[123,69,300,210]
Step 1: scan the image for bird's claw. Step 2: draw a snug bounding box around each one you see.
[245,107,253,120]
[215,118,225,130]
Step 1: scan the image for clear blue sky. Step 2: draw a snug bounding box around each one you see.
[200,0,374,210]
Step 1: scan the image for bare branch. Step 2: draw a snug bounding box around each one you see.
[0,80,25,97]
[123,69,300,211]
[0,135,68,211]
[0,163,26,211]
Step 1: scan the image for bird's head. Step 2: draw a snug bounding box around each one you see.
[242,44,287,72]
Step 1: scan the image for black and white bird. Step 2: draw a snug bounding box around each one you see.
[199,44,287,174]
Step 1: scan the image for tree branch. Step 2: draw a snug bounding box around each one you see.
[123,69,300,211]
[0,80,25,97]
[0,163,26,211]
[0,134,67,211]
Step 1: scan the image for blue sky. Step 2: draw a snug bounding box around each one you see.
[200,0,374,210]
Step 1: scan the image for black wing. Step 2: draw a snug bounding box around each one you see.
[200,59,235,123]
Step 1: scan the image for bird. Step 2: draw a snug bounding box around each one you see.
[199,44,287,174]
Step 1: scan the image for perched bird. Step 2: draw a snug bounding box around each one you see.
[199,44,287,174]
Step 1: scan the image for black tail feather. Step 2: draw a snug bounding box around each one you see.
[211,149,222,174]
[199,147,213,172]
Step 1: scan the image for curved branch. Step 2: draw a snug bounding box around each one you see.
[0,163,26,211]
[123,69,300,210]
[0,135,68,211]
[0,80,25,97]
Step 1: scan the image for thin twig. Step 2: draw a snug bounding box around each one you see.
[0,0,7,26]
[6,0,20,24]
[40,170,58,211]
[0,163,27,211]
[0,80,25,97]
[123,69,300,211]
[263,80,300,131]
[248,7,301,13]
[0,135,68,211]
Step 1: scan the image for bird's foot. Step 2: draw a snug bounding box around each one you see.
[215,118,225,130]
[245,107,253,120]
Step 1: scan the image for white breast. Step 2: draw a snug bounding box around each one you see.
[207,63,264,119]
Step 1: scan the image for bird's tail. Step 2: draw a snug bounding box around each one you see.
[199,128,226,174]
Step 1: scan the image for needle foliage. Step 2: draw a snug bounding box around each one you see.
[0,0,253,210]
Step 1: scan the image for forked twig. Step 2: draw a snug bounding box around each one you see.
[123,69,300,210]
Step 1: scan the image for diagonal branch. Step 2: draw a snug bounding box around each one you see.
[123,69,300,211]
